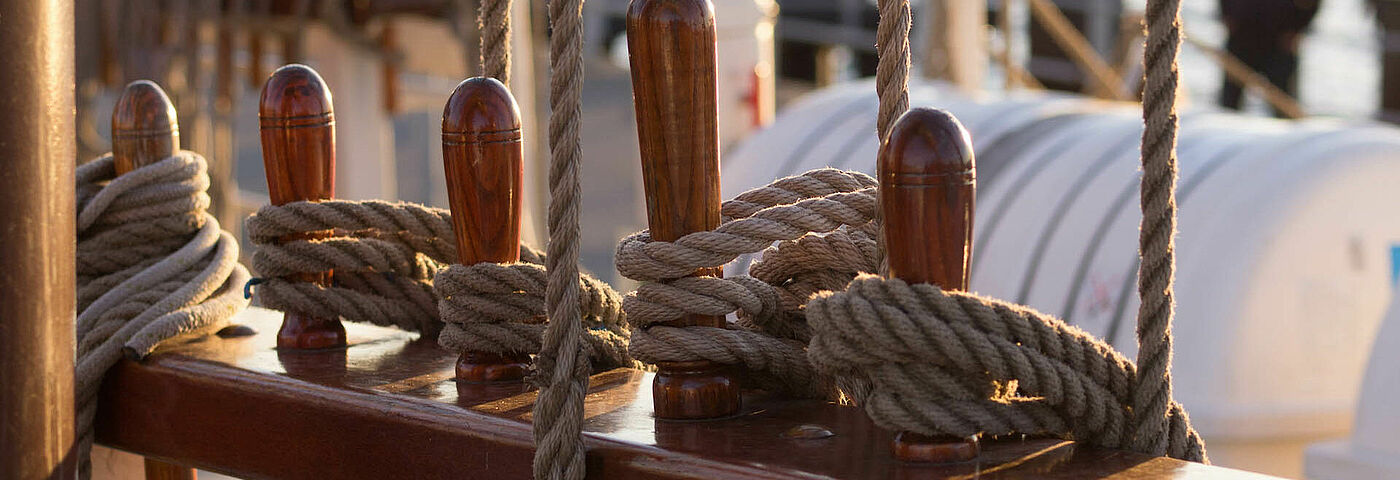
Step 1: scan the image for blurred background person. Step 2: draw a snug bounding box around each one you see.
[1218,0,1321,116]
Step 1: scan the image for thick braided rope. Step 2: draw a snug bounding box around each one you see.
[807,275,1206,462]
[875,0,911,140]
[534,0,589,477]
[75,153,250,478]
[480,0,511,84]
[1134,0,1183,455]
[617,169,877,398]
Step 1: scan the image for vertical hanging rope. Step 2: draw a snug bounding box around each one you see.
[1132,0,1182,457]
[874,0,911,140]
[480,0,511,84]
[873,0,911,277]
[534,0,589,478]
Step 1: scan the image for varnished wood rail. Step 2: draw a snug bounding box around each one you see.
[259,64,348,350]
[626,0,741,420]
[113,80,199,480]
[93,308,1273,479]
[86,54,1271,480]
[442,77,530,382]
[878,107,981,463]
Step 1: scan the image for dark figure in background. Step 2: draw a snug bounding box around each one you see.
[1219,0,1321,117]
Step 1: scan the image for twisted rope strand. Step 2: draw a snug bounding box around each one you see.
[534,0,590,477]
[875,0,911,140]
[480,0,511,84]
[616,169,878,282]
[1134,0,1184,456]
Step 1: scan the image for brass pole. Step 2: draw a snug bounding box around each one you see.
[0,0,78,478]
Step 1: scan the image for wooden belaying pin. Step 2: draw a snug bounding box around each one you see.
[879,107,981,463]
[112,80,179,175]
[259,64,347,350]
[627,0,741,419]
[113,79,201,480]
[442,77,530,383]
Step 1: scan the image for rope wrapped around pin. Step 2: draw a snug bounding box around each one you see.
[615,168,879,398]
[805,275,1207,461]
[76,152,251,476]
[245,199,455,337]
[435,253,636,371]
[243,199,633,368]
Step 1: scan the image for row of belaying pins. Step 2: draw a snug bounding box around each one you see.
[106,3,979,467]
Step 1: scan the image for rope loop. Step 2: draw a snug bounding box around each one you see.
[806,274,1206,462]
[616,168,881,399]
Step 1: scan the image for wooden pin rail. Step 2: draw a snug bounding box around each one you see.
[879,108,981,463]
[443,77,531,382]
[82,61,1272,480]
[94,308,1269,479]
[627,0,742,421]
[112,80,200,480]
[259,64,348,350]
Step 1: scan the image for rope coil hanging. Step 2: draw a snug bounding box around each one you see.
[76,152,250,477]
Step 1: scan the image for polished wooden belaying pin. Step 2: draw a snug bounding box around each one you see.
[879,107,981,463]
[112,80,179,175]
[442,77,530,383]
[259,64,347,350]
[113,80,200,480]
[627,0,741,419]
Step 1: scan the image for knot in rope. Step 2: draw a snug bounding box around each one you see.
[76,152,250,478]
[616,168,878,398]
[434,247,636,371]
[805,274,1206,462]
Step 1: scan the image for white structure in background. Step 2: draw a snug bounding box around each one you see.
[722,80,1400,478]
[303,27,398,201]
[1306,288,1400,479]
[608,0,777,150]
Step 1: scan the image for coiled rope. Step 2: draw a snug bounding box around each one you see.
[806,276,1205,461]
[244,0,608,476]
[616,168,878,399]
[243,199,631,369]
[245,0,1201,473]
[76,152,250,477]
[614,0,1206,463]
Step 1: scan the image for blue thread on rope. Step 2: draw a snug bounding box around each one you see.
[244,277,265,299]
